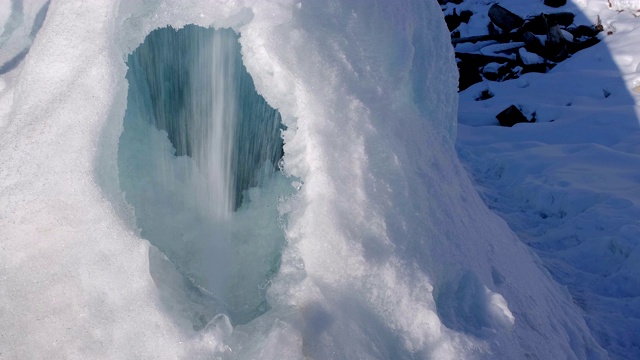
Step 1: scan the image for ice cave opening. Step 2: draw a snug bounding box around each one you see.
[117,25,289,328]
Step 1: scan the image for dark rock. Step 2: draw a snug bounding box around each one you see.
[496,105,531,127]
[541,13,560,27]
[521,63,550,74]
[488,4,525,32]
[522,31,545,55]
[548,12,575,26]
[455,52,512,66]
[568,25,600,38]
[521,32,539,46]
[488,22,500,36]
[566,36,600,53]
[452,32,519,45]
[443,1,598,92]
[445,10,462,32]
[460,10,473,23]
[457,62,483,91]
[543,0,567,8]
[521,16,548,35]
[545,24,568,61]
[476,89,494,101]
[521,12,575,35]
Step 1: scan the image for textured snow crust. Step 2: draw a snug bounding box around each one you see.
[454,1,640,359]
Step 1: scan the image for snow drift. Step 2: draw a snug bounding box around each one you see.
[0,0,606,359]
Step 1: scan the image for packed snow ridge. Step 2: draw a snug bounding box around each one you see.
[0,0,617,359]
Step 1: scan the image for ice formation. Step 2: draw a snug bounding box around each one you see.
[0,0,607,359]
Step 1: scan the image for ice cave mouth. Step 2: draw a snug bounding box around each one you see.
[117,25,288,328]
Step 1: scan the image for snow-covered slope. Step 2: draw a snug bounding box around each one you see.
[454,1,640,359]
[0,0,608,358]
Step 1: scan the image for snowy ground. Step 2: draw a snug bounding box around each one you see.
[452,1,640,358]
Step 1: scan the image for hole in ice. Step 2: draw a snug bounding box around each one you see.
[118,25,289,328]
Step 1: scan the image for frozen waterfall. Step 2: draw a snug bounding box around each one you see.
[0,0,607,359]
[124,25,283,215]
[120,25,287,326]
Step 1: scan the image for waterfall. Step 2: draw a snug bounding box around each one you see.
[126,25,283,216]
[119,25,286,327]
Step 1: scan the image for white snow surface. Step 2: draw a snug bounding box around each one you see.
[0,0,611,359]
[453,1,640,359]
[609,0,640,11]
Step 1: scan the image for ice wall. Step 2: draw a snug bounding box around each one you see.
[0,0,606,359]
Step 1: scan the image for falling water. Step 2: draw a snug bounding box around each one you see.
[127,25,283,216]
[119,25,285,327]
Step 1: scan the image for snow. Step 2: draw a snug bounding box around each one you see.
[519,48,546,65]
[0,0,632,359]
[610,0,640,11]
[454,1,640,359]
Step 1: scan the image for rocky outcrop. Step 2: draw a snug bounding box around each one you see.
[443,2,602,92]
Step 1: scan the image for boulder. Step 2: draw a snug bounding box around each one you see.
[488,4,524,32]
[568,25,600,39]
[460,10,473,23]
[458,62,483,91]
[522,31,545,55]
[452,32,518,45]
[448,1,600,92]
[521,12,575,35]
[521,63,551,75]
[548,12,575,26]
[566,36,600,54]
[543,0,567,8]
[445,10,462,31]
[496,105,532,127]
[455,52,515,67]
[545,24,568,61]
[521,15,549,35]
[488,22,501,36]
